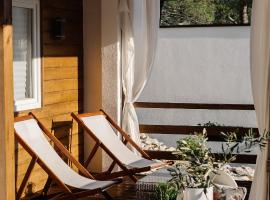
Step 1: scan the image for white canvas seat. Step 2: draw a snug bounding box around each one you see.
[81,115,161,169]
[14,114,120,200]
[72,110,168,182]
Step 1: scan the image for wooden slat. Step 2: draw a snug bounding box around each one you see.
[0,5,15,198]
[44,67,80,81]
[44,90,82,105]
[44,79,80,93]
[32,101,82,118]
[38,113,79,128]
[43,44,82,57]
[145,150,257,164]
[43,57,79,68]
[42,7,82,21]
[42,20,82,39]
[43,33,82,46]
[16,101,82,118]
[15,113,80,133]
[42,0,82,10]
[42,18,82,31]
[135,102,255,110]
[140,125,259,141]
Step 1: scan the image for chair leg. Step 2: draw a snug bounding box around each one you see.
[17,156,37,200]
[42,177,52,195]
[102,191,114,200]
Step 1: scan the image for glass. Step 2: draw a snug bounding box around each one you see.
[13,6,33,101]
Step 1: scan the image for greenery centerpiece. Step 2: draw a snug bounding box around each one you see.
[155,129,270,200]
[160,0,253,27]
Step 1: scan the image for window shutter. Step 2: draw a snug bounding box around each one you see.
[13,7,32,101]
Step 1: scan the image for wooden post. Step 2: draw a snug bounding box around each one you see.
[0,0,15,200]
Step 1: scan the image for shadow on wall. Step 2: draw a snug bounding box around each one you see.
[13,0,85,197]
[51,120,74,166]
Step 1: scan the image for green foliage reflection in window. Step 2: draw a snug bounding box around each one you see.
[160,0,252,27]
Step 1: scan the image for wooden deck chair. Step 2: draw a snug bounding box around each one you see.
[71,110,168,182]
[14,113,122,200]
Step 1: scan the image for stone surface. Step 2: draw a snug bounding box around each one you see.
[140,133,176,151]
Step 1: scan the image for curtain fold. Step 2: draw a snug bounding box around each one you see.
[119,0,159,146]
[249,0,270,199]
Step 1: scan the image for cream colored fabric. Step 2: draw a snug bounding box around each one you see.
[14,119,115,190]
[119,0,159,146]
[249,1,270,199]
[81,115,158,169]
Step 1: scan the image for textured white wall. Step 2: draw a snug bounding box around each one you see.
[83,0,121,172]
[101,0,121,171]
[83,0,102,172]
[137,27,257,129]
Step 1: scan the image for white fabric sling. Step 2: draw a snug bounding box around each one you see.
[249,0,270,199]
[14,119,116,190]
[81,115,159,169]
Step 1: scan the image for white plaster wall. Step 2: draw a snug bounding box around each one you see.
[138,27,257,128]
[83,0,121,172]
[101,0,121,171]
[83,0,102,172]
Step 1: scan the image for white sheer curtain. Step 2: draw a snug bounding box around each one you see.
[249,0,270,199]
[119,0,159,146]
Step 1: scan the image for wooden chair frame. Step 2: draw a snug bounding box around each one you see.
[15,113,119,200]
[71,109,162,183]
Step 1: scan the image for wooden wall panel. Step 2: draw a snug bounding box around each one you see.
[15,0,83,197]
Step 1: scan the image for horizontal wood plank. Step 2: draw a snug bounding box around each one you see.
[16,101,82,119]
[44,79,81,93]
[43,57,79,68]
[44,67,80,81]
[145,150,257,164]
[135,102,255,110]
[44,90,82,105]
[38,113,79,128]
[42,8,82,22]
[43,44,82,57]
[43,32,82,46]
[42,0,82,11]
[140,125,259,141]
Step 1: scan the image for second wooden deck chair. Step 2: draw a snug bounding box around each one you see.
[14,113,121,200]
[71,110,168,182]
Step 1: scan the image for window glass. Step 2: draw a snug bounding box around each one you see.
[12,0,41,112]
[13,7,33,100]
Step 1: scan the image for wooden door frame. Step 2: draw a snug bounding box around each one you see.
[0,0,15,199]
